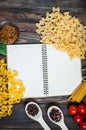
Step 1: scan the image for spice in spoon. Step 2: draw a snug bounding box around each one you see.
[27,103,39,117]
[50,108,62,122]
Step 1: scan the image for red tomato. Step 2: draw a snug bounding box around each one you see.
[78,104,86,115]
[68,105,78,115]
[79,122,86,130]
[73,114,83,124]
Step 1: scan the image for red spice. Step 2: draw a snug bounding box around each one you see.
[50,108,62,122]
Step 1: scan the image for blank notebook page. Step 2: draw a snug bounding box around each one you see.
[7,44,44,97]
[47,45,82,96]
[7,44,82,98]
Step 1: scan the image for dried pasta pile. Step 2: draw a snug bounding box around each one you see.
[36,7,86,59]
[0,59,25,118]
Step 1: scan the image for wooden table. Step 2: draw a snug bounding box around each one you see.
[0,0,86,130]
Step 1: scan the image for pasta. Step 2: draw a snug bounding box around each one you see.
[36,7,86,59]
[68,81,86,103]
[0,59,25,118]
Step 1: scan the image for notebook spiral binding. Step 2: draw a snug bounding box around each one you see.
[41,44,49,96]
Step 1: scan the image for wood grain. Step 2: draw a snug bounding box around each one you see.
[0,0,86,130]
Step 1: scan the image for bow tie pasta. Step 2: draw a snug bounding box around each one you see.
[36,7,86,59]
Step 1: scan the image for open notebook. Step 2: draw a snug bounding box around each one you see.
[7,44,82,98]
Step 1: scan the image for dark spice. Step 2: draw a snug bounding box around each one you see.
[50,108,62,122]
[0,22,19,44]
[27,104,39,116]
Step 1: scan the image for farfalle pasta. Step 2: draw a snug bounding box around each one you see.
[0,59,25,118]
[36,7,86,59]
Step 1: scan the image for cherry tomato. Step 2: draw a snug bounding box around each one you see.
[68,105,78,115]
[78,104,86,115]
[79,122,86,130]
[73,114,83,124]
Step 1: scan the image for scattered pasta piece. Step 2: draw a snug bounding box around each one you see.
[36,7,86,59]
[0,59,25,118]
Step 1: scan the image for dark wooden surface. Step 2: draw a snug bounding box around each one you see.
[0,0,86,130]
